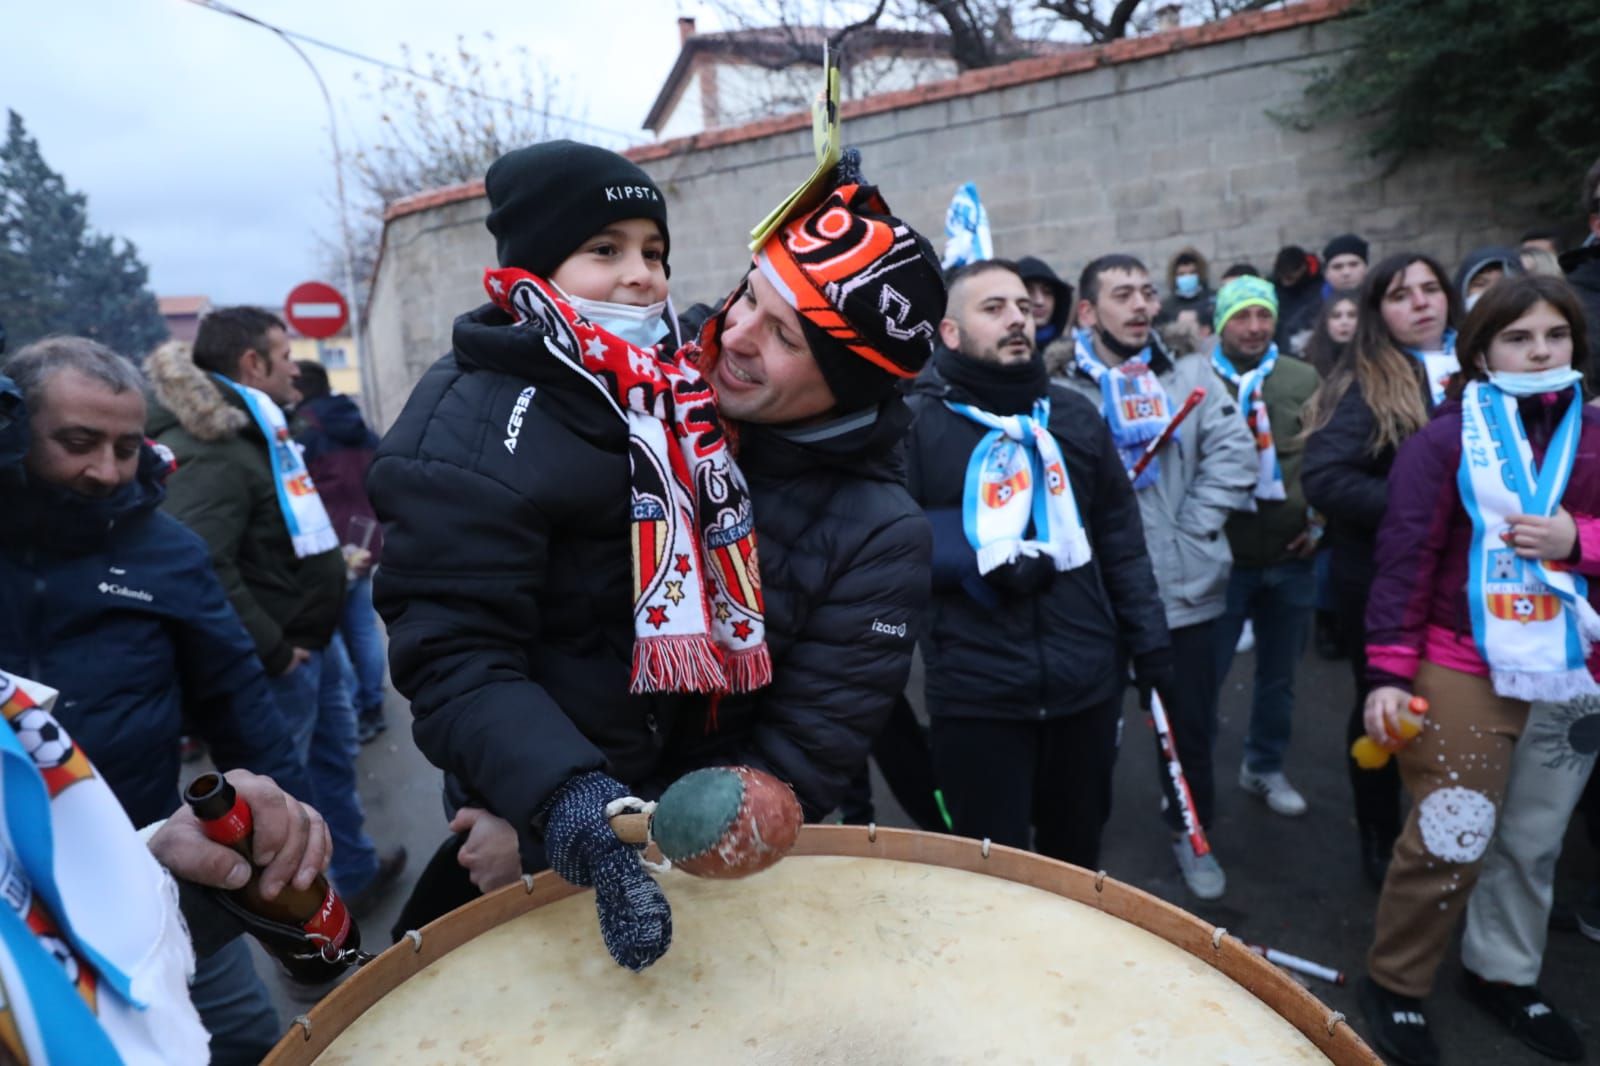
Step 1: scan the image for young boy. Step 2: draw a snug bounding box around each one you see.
[370,141,735,970]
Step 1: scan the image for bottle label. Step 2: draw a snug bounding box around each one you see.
[304,883,352,954]
[198,795,253,848]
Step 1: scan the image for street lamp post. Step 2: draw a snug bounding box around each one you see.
[185,0,382,427]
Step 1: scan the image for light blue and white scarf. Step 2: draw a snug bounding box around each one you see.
[1458,378,1600,701]
[0,671,209,1065]
[215,376,338,558]
[944,396,1091,574]
[1405,327,1458,409]
[1072,328,1173,491]
[1211,344,1286,506]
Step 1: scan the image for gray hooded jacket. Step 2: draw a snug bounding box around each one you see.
[1057,339,1256,629]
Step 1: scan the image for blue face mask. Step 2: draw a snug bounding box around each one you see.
[1175,274,1201,299]
[567,295,671,349]
[1487,366,1584,397]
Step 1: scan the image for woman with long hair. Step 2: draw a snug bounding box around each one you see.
[1301,254,1460,890]
[1301,290,1359,380]
[1357,274,1598,1064]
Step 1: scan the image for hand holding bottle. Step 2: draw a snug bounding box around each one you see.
[1355,690,1430,768]
[151,768,330,898]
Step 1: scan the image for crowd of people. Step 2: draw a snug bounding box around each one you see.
[0,138,1598,1066]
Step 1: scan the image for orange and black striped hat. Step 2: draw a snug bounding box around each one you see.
[754,181,944,405]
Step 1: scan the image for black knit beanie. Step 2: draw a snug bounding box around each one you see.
[484,140,670,278]
[1322,233,1369,264]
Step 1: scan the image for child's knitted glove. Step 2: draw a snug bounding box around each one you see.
[542,771,672,972]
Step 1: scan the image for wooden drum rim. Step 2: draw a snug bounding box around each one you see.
[262,824,1379,1065]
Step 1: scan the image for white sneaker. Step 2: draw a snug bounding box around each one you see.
[1239,766,1308,817]
[1235,620,1255,653]
[1172,840,1226,900]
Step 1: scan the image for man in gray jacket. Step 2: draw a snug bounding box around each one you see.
[1059,253,1256,899]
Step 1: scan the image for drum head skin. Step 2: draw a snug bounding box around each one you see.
[306,848,1346,1064]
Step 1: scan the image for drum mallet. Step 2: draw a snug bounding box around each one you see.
[1128,386,1206,483]
[1146,688,1212,859]
[608,766,803,879]
[1245,942,1346,986]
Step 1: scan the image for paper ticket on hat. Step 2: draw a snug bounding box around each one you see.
[748,43,842,251]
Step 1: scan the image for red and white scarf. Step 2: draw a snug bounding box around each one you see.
[486,269,772,695]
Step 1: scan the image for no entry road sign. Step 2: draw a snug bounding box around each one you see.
[285,281,349,340]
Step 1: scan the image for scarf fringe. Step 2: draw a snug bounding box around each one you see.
[1490,668,1600,703]
[976,540,1021,575]
[293,528,341,558]
[630,635,729,696]
[724,646,774,692]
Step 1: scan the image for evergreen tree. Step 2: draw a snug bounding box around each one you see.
[0,110,168,361]
[1295,0,1600,212]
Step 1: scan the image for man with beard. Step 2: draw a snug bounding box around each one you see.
[1059,254,1256,899]
[903,259,1169,868]
[0,339,313,1064]
[1207,276,1322,819]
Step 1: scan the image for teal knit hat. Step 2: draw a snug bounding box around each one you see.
[1213,275,1278,333]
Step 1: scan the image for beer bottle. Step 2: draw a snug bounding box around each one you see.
[183,772,363,984]
[1350,696,1430,770]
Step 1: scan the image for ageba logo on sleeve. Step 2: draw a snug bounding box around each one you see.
[504,386,536,454]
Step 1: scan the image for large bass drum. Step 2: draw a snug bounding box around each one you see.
[265,826,1377,1064]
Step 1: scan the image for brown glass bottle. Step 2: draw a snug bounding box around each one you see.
[183,772,362,984]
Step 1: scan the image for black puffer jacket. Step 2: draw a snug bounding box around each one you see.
[906,348,1169,719]
[662,403,932,819]
[1302,373,1431,587]
[369,304,693,836]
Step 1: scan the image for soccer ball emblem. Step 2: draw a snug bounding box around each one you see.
[13,708,74,769]
[1513,596,1536,621]
[40,935,78,983]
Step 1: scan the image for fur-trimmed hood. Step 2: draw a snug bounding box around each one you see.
[144,342,249,443]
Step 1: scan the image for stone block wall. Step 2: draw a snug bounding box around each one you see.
[367,0,1547,426]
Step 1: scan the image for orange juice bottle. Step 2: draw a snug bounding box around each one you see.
[1350,696,1430,770]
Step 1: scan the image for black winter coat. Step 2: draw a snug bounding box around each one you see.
[1302,370,1432,587]
[0,449,310,827]
[370,305,931,828]
[661,404,932,819]
[369,305,691,837]
[905,351,1169,719]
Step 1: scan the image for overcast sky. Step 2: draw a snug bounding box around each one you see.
[1,0,730,306]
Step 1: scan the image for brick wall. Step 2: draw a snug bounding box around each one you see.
[367,0,1545,427]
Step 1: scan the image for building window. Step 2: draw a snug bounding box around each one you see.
[320,346,349,369]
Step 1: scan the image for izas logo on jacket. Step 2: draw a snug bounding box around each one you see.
[504,386,536,455]
[871,618,908,639]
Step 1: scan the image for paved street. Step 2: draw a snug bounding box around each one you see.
[253,643,1599,1063]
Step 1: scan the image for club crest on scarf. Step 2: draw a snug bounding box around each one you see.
[1485,549,1563,624]
[486,268,772,695]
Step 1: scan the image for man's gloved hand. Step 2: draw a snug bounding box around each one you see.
[1133,646,1176,710]
[542,771,672,972]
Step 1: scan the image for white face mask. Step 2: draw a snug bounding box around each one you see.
[567,294,671,349]
[1486,366,1584,396]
